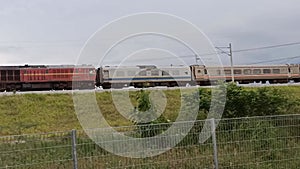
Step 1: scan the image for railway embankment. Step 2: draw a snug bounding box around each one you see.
[0,84,299,136]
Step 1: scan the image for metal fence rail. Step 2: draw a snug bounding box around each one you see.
[0,114,299,169]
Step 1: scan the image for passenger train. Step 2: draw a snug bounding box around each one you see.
[0,64,299,91]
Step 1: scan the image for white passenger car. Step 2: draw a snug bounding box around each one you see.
[98,65,192,88]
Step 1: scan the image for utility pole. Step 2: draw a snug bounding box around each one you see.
[195,54,200,64]
[229,43,234,82]
[216,43,235,82]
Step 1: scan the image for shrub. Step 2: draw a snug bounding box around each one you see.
[131,90,168,137]
[198,83,289,118]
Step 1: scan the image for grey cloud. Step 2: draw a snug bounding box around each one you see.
[0,0,300,66]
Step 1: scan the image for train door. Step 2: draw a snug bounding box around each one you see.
[100,68,110,84]
[96,68,102,86]
[145,68,151,77]
[98,68,111,88]
[7,70,13,81]
[14,70,20,81]
[190,66,196,81]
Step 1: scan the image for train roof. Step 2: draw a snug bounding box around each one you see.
[192,64,298,68]
[102,65,190,69]
[213,65,289,68]
[0,66,23,70]
[46,65,94,68]
[0,64,95,69]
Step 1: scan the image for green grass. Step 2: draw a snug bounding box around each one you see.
[0,94,79,135]
[0,90,183,136]
[0,86,299,136]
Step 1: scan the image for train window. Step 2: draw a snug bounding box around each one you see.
[89,69,95,74]
[45,70,48,74]
[151,70,159,76]
[273,69,280,74]
[204,69,208,74]
[172,70,180,75]
[8,70,13,81]
[1,71,6,81]
[116,71,125,77]
[224,70,231,75]
[253,69,261,74]
[103,70,109,77]
[263,69,271,74]
[127,71,136,76]
[162,71,169,76]
[243,69,252,75]
[197,70,201,74]
[139,70,146,76]
[234,69,242,74]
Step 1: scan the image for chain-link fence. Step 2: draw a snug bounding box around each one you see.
[1,114,299,169]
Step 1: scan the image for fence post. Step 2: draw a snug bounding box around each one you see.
[71,129,78,169]
[210,118,219,169]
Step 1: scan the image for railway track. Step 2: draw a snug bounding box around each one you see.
[1,82,300,96]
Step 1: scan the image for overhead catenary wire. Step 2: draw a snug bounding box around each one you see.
[189,41,300,59]
[1,40,300,64]
[245,55,300,65]
[179,41,300,64]
[134,41,300,61]
[105,41,300,64]
[233,42,300,53]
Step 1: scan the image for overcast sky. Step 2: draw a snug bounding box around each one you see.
[1,0,300,66]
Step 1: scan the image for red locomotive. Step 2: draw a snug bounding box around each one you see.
[0,65,96,91]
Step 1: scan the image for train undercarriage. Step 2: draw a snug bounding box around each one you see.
[0,81,94,92]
